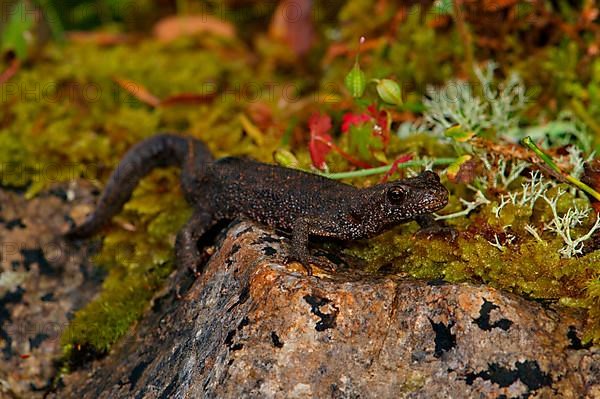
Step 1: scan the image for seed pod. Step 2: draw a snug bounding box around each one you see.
[345,61,366,98]
[375,79,402,106]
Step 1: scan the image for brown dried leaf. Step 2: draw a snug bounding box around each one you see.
[0,58,20,85]
[246,102,274,131]
[582,159,600,197]
[581,4,599,25]
[160,93,216,107]
[471,138,574,180]
[482,0,519,12]
[323,38,384,65]
[113,77,160,108]
[471,138,530,160]
[67,31,132,46]
[448,158,480,184]
[269,0,314,56]
[427,15,452,29]
[153,15,235,43]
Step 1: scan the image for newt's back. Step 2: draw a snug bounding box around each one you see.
[207,157,357,229]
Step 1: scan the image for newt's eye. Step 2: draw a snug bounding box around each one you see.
[387,187,406,204]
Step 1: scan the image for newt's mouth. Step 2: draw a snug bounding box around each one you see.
[421,187,449,213]
[405,171,449,213]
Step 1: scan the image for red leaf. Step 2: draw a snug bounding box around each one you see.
[341,104,391,165]
[308,113,333,170]
[367,104,390,146]
[309,112,332,136]
[367,104,386,128]
[380,154,413,183]
[308,113,373,170]
[341,112,370,133]
[313,136,372,169]
[342,104,390,144]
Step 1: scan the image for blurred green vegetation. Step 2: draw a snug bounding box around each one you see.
[1,0,600,366]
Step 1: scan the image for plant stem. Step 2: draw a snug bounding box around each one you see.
[452,0,475,81]
[321,158,456,179]
[521,136,600,201]
[34,0,65,41]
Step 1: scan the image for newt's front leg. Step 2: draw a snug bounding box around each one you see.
[175,210,219,275]
[289,217,339,276]
[414,214,457,240]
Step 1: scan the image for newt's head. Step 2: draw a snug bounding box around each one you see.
[359,171,449,227]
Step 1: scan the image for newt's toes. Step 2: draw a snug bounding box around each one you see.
[415,225,458,241]
[285,254,340,276]
[307,255,339,274]
[285,260,313,276]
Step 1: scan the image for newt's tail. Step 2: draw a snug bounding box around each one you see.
[66,133,213,238]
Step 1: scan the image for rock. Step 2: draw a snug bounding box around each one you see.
[0,185,102,398]
[52,221,600,399]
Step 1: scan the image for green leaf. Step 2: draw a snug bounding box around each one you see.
[280,117,298,147]
[375,79,402,106]
[273,148,299,168]
[34,0,65,42]
[444,125,475,142]
[372,150,388,164]
[1,0,35,60]
[432,0,453,15]
[348,123,372,160]
[345,61,366,98]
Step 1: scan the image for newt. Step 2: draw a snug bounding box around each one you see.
[67,134,449,275]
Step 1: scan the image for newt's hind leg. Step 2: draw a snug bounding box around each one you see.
[175,210,218,276]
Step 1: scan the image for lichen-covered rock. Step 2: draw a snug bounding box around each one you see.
[52,221,600,399]
[0,184,102,398]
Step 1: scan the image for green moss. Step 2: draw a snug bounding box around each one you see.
[2,1,600,369]
[0,38,279,361]
[62,264,168,356]
[61,169,191,356]
[346,195,600,344]
[0,36,317,363]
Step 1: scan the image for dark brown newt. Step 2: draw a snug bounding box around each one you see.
[67,133,449,275]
